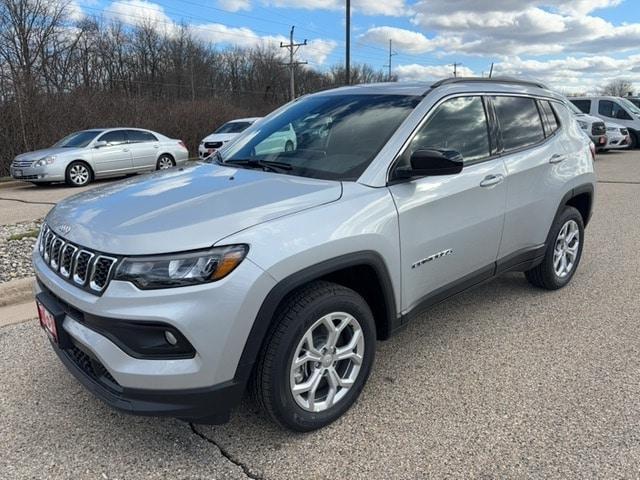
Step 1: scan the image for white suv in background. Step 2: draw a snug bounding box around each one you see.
[604,123,630,151]
[198,117,262,159]
[570,96,640,148]
[565,101,608,150]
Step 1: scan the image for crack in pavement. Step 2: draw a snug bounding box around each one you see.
[597,180,640,185]
[189,423,266,480]
[0,196,57,206]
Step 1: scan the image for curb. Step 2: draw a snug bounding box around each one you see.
[0,180,25,190]
[0,277,34,307]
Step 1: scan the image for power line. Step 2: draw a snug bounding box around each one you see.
[383,39,397,81]
[280,26,307,101]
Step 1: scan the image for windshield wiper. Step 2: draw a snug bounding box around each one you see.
[224,158,293,173]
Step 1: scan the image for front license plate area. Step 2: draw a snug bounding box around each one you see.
[36,292,72,349]
[14,169,23,177]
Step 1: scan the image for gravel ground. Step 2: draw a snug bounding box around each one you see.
[0,220,41,283]
[1,152,640,479]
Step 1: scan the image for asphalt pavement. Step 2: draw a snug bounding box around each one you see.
[1,150,639,479]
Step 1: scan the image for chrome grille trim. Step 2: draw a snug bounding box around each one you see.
[11,159,35,168]
[38,223,119,296]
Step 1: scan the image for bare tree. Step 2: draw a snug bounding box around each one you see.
[600,79,634,97]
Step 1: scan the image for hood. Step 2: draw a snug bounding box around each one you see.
[14,147,78,162]
[202,133,238,143]
[46,164,342,255]
[574,113,603,125]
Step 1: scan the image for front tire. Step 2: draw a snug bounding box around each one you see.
[156,154,175,170]
[65,161,92,187]
[525,206,584,290]
[253,281,376,432]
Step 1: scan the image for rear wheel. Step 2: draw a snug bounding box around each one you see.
[65,162,92,187]
[525,206,584,290]
[253,281,375,431]
[156,154,175,170]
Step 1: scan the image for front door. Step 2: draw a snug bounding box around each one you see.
[388,95,507,313]
[93,130,133,174]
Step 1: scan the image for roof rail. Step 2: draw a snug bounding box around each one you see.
[431,76,548,90]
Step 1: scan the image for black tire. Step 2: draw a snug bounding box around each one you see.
[284,141,294,152]
[629,131,638,149]
[525,206,584,290]
[252,280,376,432]
[65,161,93,187]
[156,154,175,170]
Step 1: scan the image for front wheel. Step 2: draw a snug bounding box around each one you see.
[253,281,376,431]
[525,206,584,290]
[65,161,92,187]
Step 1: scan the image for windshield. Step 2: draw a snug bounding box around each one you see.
[54,130,102,148]
[222,94,421,181]
[618,98,640,115]
[215,121,252,134]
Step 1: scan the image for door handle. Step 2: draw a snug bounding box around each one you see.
[549,153,567,164]
[480,174,504,187]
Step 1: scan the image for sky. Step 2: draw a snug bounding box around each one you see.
[70,0,640,94]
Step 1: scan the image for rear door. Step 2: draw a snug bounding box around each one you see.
[92,130,133,174]
[126,130,160,169]
[494,96,567,264]
[388,95,508,313]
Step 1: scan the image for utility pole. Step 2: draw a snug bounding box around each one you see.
[383,39,397,81]
[451,62,462,78]
[345,0,351,85]
[280,26,307,101]
[489,62,494,78]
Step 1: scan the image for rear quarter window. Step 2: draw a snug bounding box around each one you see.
[493,96,545,152]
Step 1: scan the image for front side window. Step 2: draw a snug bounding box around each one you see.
[215,121,252,134]
[98,130,127,145]
[599,100,632,120]
[398,96,491,168]
[222,94,421,181]
[54,130,103,148]
[493,96,545,151]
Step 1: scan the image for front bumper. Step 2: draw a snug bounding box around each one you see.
[33,248,276,421]
[10,164,65,182]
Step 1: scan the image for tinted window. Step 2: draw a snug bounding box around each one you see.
[53,130,103,148]
[570,100,591,114]
[493,96,545,151]
[223,94,421,181]
[127,130,157,143]
[402,96,490,165]
[599,100,632,120]
[98,130,127,145]
[215,121,252,134]
[539,101,559,136]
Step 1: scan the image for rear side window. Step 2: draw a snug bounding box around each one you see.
[493,96,545,152]
[98,130,127,145]
[539,101,560,136]
[127,130,158,143]
[570,100,591,114]
[403,96,491,164]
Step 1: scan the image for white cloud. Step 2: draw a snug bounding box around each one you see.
[262,0,407,17]
[105,0,175,32]
[217,0,251,12]
[359,27,440,54]
[395,64,475,82]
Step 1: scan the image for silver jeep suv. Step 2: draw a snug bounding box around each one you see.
[33,78,596,431]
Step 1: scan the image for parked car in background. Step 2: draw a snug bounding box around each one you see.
[565,100,607,150]
[603,122,630,151]
[10,128,189,187]
[253,122,297,155]
[198,117,261,159]
[570,96,640,148]
[626,97,640,109]
[34,77,595,431]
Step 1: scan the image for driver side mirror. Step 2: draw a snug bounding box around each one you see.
[396,149,464,179]
[94,140,108,148]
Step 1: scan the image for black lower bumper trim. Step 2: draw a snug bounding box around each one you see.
[52,342,244,424]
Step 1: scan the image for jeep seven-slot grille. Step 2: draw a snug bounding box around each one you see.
[38,224,118,295]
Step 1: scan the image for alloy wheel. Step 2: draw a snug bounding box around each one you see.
[553,219,580,278]
[69,164,90,185]
[289,312,364,412]
[158,156,174,169]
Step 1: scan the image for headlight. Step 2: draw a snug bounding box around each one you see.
[577,120,588,129]
[114,245,248,289]
[35,156,56,167]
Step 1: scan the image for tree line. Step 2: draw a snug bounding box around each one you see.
[0,0,389,176]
